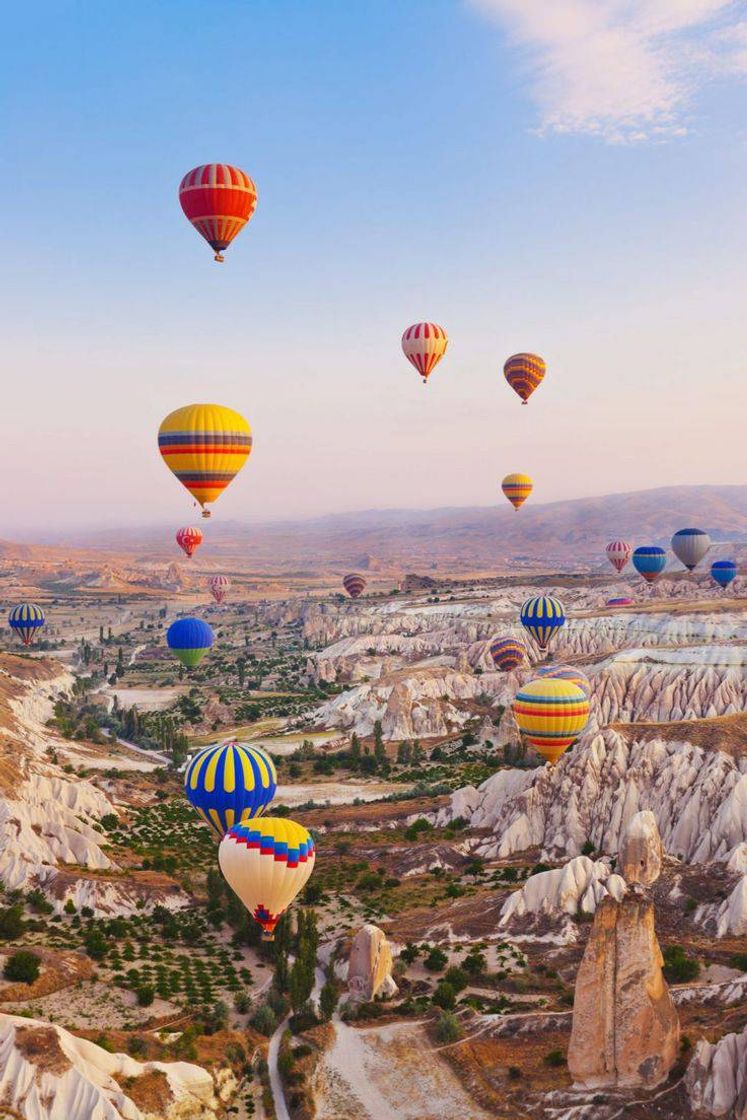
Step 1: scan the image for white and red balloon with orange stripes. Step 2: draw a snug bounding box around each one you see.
[401,322,448,384]
[179,163,258,262]
[209,575,231,604]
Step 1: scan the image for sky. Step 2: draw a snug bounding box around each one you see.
[2,0,746,534]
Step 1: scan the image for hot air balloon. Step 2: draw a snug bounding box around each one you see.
[512,678,590,764]
[606,540,632,573]
[671,528,711,571]
[219,817,316,940]
[343,574,367,599]
[711,560,737,589]
[158,404,252,518]
[520,595,566,652]
[502,474,533,511]
[607,596,634,607]
[167,617,214,669]
[185,740,277,838]
[179,163,258,262]
[536,663,591,698]
[176,526,203,559]
[401,322,448,384]
[504,353,545,404]
[489,636,526,672]
[632,546,667,584]
[208,575,231,604]
[8,604,46,647]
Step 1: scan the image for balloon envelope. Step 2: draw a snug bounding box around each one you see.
[176,526,203,558]
[503,353,545,403]
[219,817,316,940]
[632,546,667,583]
[502,473,533,511]
[520,595,566,651]
[209,575,231,604]
[179,164,258,261]
[606,540,632,573]
[489,636,526,672]
[167,617,214,668]
[512,678,590,764]
[343,574,367,599]
[536,663,591,698]
[671,528,711,571]
[401,322,448,383]
[185,740,277,838]
[711,560,737,589]
[8,604,46,647]
[158,403,252,517]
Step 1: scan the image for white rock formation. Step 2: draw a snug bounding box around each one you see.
[697,876,747,938]
[498,856,626,930]
[438,731,747,874]
[619,809,663,885]
[686,1024,747,1118]
[0,1013,230,1120]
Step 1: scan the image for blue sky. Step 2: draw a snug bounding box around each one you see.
[1,0,746,532]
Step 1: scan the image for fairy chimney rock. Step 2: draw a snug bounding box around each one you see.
[347,924,398,1003]
[620,809,663,886]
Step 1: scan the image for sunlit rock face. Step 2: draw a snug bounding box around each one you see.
[568,812,679,1090]
[567,891,679,1089]
[347,924,398,1002]
[686,1024,747,1118]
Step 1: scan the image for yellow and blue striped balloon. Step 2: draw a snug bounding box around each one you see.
[520,595,566,652]
[184,740,277,839]
[8,603,46,647]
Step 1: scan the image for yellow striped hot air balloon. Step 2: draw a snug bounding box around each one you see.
[502,473,533,511]
[512,677,590,765]
[158,404,252,518]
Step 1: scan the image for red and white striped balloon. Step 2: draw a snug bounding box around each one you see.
[606,540,632,573]
[209,575,231,604]
[179,164,258,262]
[401,322,448,384]
[176,526,203,559]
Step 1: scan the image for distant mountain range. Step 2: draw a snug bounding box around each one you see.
[16,485,747,575]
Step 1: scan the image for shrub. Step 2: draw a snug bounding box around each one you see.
[63,900,77,915]
[424,947,448,972]
[662,945,700,984]
[0,906,24,941]
[507,1065,522,1080]
[730,954,747,972]
[4,950,40,984]
[136,985,155,1007]
[435,1011,462,1042]
[544,1049,566,1067]
[444,966,468,993]
[251,1004,278,1036]
[432,982,456,1010]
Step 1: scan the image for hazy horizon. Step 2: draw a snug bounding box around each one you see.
[3,1,746,532]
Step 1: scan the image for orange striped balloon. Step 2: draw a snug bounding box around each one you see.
[179,164,258,262]
[504,353,546,404]
[502,473,533,511]
[401,322,448,384]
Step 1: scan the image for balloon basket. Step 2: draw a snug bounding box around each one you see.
[261,931,275,943]
[214,252,225,263]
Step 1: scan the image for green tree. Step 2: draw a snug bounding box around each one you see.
[0,906,24,941]
[4,950,40,984]
[319,980,338,1021]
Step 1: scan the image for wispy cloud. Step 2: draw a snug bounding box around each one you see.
[470,0,747,142]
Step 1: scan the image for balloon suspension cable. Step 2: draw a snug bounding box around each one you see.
[214,252,225,263]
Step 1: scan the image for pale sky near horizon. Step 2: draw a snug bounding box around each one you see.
[2,1,746,533]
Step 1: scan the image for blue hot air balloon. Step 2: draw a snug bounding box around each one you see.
[671,528,711,571]
[184,740,277,838]
[632,546,667,584]
[710,560,737,590]
[8,604,46,646]
[520,595,566,652]
[167,617,214,669]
